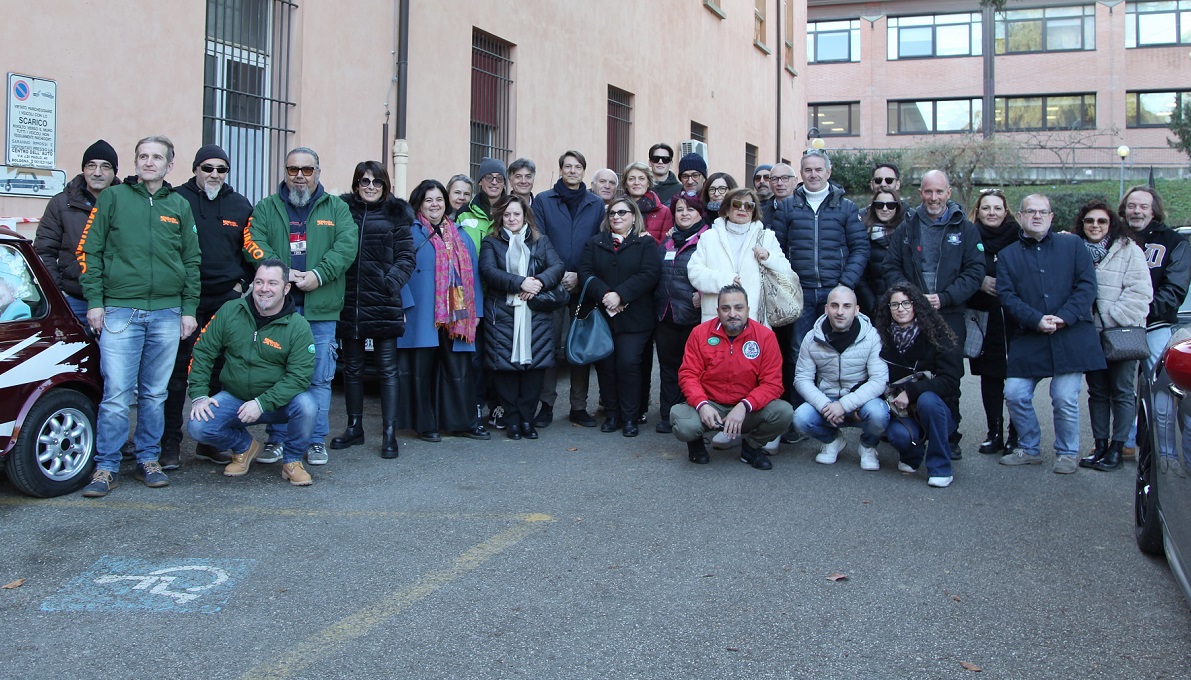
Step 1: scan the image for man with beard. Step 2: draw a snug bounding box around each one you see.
[753,164,773,202]
[158,144,254,469]
[187,259,317,486]
[35,139,121,323]
[670,285,791,470]
[243,147,357,466]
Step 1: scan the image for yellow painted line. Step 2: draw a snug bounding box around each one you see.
[240,516,551,680]
[0,497,549,523]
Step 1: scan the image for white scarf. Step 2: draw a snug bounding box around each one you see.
[504,228,533,365]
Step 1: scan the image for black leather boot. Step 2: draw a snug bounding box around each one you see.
[978,417,1004,454]
[688,439,709,464]
[380,422,399,459]
[1005,422,1019,453]
[1092,440,1124,471]
[331,379,365,449]
[1080,438,1109,468]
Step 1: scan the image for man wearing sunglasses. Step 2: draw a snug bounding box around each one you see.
[244,146,357,467]
[648,143,681,205]
[159,144,255,470]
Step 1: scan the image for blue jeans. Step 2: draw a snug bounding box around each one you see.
[94,307,182,472]
[65,294,89,326]
[1004,373,1082,458]
[793,397,889,447]
[268,319,335,445]
[792,287,831,361]
[187,390,316,464]
[887,391,954,478]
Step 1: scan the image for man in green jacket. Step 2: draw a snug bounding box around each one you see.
[242,146,357,466]
[187,259,317,486]
[78,135,201,498]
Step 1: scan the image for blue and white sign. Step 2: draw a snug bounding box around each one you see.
[6,73,56,169]
[41,556,256,614]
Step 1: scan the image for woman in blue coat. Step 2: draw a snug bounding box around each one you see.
[395,179,488,442]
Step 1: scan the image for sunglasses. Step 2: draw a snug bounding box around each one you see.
[358,177,384,188]
[730,200,756,211]
[200,164,229,174]
[650,155,672,163]
[871,176,897,185]
[1082,217,1110,225]
[286,165,316,177]
[872,201,898,210]
[607,209,632,218]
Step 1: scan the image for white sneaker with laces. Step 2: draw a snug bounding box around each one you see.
[897,461,916,473]
[858,444,880,471]
[815,436,845,464]
[928,475,954,488]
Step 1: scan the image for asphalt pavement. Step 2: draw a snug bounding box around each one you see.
[2,373,1189,679]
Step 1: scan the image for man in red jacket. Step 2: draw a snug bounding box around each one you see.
[670,284,793,469]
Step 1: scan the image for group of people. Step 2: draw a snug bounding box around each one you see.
[31,137,1188,496]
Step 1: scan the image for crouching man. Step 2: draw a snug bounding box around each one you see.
[670,284,793,470]
[187,259,317,486]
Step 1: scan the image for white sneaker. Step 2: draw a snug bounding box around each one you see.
[711,431,736,450]
[928,475,954,488]
[859,444,880,471]
[897,461,916,473]
[763,437,780,453]
[815,436,845,464]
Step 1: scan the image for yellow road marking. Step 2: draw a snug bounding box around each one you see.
[240,518,550,680]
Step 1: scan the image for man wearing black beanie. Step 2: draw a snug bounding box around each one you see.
[34,139,121,322]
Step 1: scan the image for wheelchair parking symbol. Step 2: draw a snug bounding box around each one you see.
[41,556,256,614]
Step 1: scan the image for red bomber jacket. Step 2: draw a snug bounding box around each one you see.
[678,318,785,413]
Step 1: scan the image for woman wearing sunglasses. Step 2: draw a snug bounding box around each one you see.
[856,188,904,312]
[578,197,662,437]
[331,162,417,458]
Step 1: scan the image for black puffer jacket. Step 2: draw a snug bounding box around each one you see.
[479,232,565,371]
[654,223,709,326]
[34,174,121,298]
[771,182,868,290]
[337,193,416,340]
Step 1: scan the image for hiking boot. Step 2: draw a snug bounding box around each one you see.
[134,461,170,488]
[281,460,313,486]
[82,470,118,498]
[224,439,263,477]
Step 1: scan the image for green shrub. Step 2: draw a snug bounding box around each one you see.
[827,148,906,197]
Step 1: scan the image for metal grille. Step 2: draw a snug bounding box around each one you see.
[202,0,296,204]
[607,86,633,174]
[471,30,514,178]
[691,122,708,144]
[745,144,758,185]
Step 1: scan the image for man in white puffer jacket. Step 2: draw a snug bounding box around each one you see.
[793,286,890,470]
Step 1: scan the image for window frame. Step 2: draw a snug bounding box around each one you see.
[607,86,633,174]
[807,20,861,64]
[992,92,1097,131]
[886,97,982,135]
[808,101,861,137]
[1125,1,1191,48]
[887,13,983,60]
[995,5,1096,55]
[1126,90,1191,127]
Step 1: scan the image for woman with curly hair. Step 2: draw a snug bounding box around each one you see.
[875,282,962,488]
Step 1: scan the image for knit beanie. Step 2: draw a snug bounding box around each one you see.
[678,153,707,178]
[82,139,118,172]
[754,164,773,177]
[477,157,507,181]
[193,144,231,170]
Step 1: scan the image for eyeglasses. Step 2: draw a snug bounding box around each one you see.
[482,173,505,184]
[679,172,703,181]
[358,177,383,188]
[872,201,898,210]
[650,155,672,164]
[770,175,794,183]
[199,164,230,174]
[1082,217,1110,225]
[607,209,632,218]
[888,300,913,310]
[708,185,729,196]
[730,199,756,211]
[286,166,316,177]
[84,161,114,173]
[1020,209,1052,217]
[871,176,897,185]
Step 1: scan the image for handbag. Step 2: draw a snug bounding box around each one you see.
[752,231,802,327]
[565,277,614,365]
[1100,326,1149,362]
[963,308,988,359]
[526,284,570,313]
[884,371,933,419]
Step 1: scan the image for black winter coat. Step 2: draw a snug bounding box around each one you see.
[479,232,564,371]
[883,202,985,315]
[771,182,868,290]
[579,231,662,334]
[880,324,962,407]
[855,215,896,313]
[34,174,121,299]
[654,224,709,326]
[175,178,254,298]
[967,217,1021,378]
[337,193,416,340]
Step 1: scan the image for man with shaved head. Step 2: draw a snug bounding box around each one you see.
[882,169,983,458]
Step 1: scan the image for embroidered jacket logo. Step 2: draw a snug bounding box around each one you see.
[316,220,335,226]
[262,337,282,350]
[159,215,179,224]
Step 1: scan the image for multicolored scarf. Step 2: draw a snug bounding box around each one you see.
[890,321,920,355]
[417,213,477,343]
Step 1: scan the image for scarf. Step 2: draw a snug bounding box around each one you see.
[890,321,920,355]
[670,221,706,249]
[416,213,477,343]
[554,178,587,218]
[635,193,657,215]
[976,215,1022,257]
[504,228,533,365]
[1084,236,1110,266]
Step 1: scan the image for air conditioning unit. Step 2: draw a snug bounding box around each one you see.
[679,140,708,162]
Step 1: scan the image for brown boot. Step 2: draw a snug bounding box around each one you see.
[281,460,313,486]
[224,439,262,477]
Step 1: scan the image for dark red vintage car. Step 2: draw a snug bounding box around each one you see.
[0,227,101,496]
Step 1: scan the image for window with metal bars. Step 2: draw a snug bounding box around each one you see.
[202,0,296,204]
[607,86,633,174]
[691,122,708,144]
[471,30,514,179]
[745,144,758,185]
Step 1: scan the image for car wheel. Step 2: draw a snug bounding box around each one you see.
[1135,405,1164,556]
[5,389,96,498]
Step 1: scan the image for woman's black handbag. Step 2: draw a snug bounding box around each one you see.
[565,277,614,365]
[1100,326,1150,362]
[526,283,570,313]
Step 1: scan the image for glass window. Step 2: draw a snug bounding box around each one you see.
[994,94,1096,131]
[1127,91,1191,126]
[888,13,981,59]
[0,245,43,322]
[887,98,981,134]
[807,20,860,63]
[997,5,1095,54]
[1126,1,1191,47]
[808,102,860,136]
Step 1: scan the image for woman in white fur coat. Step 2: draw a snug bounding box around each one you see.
[687,187,799,325]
